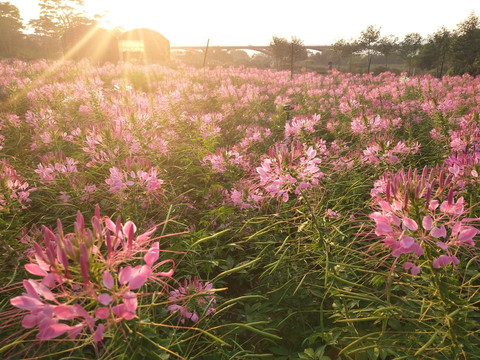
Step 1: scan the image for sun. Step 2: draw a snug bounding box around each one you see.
[83,0,203,45]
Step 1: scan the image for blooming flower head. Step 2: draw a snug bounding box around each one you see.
[168,277,216,324]
[369,166,479,274]
[10,206,174,344]
[256,141,324,202]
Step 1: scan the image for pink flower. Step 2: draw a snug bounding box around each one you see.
[119,265,152,290]
[168,277,216,324]
[402,262,421,275]
[430,225,447,238]
[369,212,393,234]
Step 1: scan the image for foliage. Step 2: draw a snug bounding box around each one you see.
[269,35,308,70]
[1,60,480,359]
[398,33,423,75]
[376,35,398,68]
[418,27,452,77]
[0,2,24,58]
[357,25,381,73]
[450,12,480,76]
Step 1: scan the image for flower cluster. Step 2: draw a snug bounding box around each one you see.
[256,142,324,202]
[10,206,175,343]
[361,139,420,165]
[0,160,36,211]
[168,277,216,324]
[369,167,479,274]
[285,114,321,138]
[105,166,164,194]
[351,115,402,135]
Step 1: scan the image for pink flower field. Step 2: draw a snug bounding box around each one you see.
[1,60,479,359]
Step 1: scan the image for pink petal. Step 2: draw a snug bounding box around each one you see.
[136,226,157,242]
[103,271,114,289]
[93,323,105,343]
[128,265,151,290]
[22,314,40,328]
[410,265,421,275]
[400,236,415,248]
[38,322,72,340]
[144,242,159,266]
[95,307,110,319]
[24,279,55,301]
[112,304,136,320]
[54,305,77,320]
[430,225,447,238]
[429,200,439,211]
[411,243,424,256]
[403,217,418,231]
[119,266,133,286]
[190,312,199,322]
[123,221,137,239]
[422,216,433,231]
[68,323,84,339]
[98,293,113,305]
[370,212,393,233]
[156,268,175,277]
[123,291,138,312]
[10,295,44,311]
[22,280,41,300]
[436,241,449,250]
[451,255,460,265]
[433,255,451,268]
[457,227,477,244]
[104,217,117,234]
[25,263,48,276]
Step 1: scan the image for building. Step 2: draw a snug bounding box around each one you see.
[118,28,170,63]
[62,27,170,64]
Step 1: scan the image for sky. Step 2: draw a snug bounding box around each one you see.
[8,0,480,47]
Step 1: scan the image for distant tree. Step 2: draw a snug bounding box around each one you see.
[376,35,398,68]
[450,12,480,76]
[418,26,452,77]
[251,52,271,69]
[231,50,251,66]
[398,33,422,75]
[269,35,289,69]
[0,2,24,58]
[357,25,381,73]
[29,0,97,56]
[30,0,93,37]
[333,38,357,70]
[269,35,307,70]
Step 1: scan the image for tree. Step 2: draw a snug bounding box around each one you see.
[376,35,398,68]
[357,25,381,73]
[0,2,24,57]
[269,36,290,69]
[269,35,307,70]
[333,38,357,70]
[450,12,480,76]
[28,0,97,57]
[398,33,422,75]
[418,26,451,77]
[29,0,94,38]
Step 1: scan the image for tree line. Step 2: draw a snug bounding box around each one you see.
[1,1,480,77]
[328,12,480,77]
[0,0,100,58]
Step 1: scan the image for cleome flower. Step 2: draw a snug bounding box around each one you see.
[10,205,175,344]
[256,141,324,202]
[168,277,216,324]
[369,166,479,275]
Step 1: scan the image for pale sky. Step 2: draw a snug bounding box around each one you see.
[8,0,480,46]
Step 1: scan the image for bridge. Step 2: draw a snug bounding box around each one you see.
[170,45,333,55]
